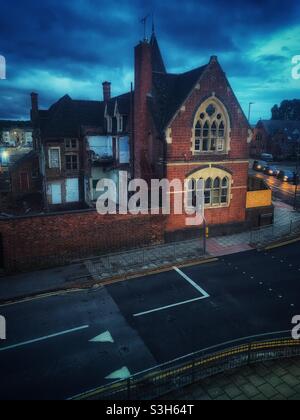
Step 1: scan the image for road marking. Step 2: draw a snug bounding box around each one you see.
[173,267,210,298]
[105,367,131,380]
[90,331,114,344]
[133,267,210,317]
[0,325,89,353]
[0,288,86,308]
[68,329,292,400]
[265,237,300,251]
[133,296,209,317]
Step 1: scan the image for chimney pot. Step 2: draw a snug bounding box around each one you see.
[30,92,39,121]
[102,82,111,102]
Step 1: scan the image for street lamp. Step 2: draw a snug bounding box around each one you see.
[294,140,300,210]
[248,102,255,123]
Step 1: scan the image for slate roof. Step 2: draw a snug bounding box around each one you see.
[151,65,207,132]
[260,120,300,138]
[150,33,166,74]
[0,120,32,130]
[40,92,131,138]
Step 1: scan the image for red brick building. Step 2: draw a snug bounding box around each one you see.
[28,32,261,236]
[134,33,252,239]
[0,33,274,272]
[251,120,300,160]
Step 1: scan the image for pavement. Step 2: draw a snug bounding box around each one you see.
[0,197,299,305]
[166,358,300,400]
[1,241,300,399]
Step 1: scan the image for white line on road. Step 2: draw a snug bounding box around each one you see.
[173,267,210,298]
[133,267,210,317]
[133,296,208,317]
[0,325,89,353]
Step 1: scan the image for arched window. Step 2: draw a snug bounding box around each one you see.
[205,178,212,205]
[186,168,231,209]
[212,177,221,205]
[195,122,201,151]
[193,99,230,154]
[221,177,229,204]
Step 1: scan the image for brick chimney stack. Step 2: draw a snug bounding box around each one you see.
[134,41,153,180]
[30,92,39,122]
[102,82,111,102]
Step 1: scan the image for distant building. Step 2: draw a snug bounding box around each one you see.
[31,86,131,210]
[0,150,42,214]
[251,120,300,159]
[28,31,272,232]
[0,121,33,148]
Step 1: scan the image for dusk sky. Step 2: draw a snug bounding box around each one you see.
[0,0,299,123]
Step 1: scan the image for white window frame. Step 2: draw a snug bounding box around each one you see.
[66,178,79,203]
[118,136,130,164]
[106,116,112,133]
[117,115,123,133]
[48,147,61,169]
[48,182,62,205]
[193,97,230,155]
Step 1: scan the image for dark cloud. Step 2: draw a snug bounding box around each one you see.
[0,0,299,120]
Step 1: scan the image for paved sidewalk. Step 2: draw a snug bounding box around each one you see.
[207,199,300,257]
[167,358,300,400]
[1,199,299,303]
[85,239,204,281]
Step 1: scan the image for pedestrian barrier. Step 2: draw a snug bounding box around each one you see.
[250,219,300,246]
[72,331,300,400]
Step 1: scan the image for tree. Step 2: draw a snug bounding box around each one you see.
[271,100,300,121]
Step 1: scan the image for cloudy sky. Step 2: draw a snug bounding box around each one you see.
[0,0,299,123]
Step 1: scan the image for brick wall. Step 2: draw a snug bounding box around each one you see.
[0,210,166,272]
[163,58,250,235]
[134,42,153,181]
[10,155,41,197]
[165,161,248,232]
[167,59,250,162]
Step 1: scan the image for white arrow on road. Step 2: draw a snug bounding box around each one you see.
[89,331,114,344]
[105,367,131,380]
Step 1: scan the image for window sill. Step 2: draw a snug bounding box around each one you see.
[205,203,230,209]
[193,151,228,156]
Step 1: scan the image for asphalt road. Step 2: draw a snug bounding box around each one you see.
[1,242,300,400]
[251,170,300,207]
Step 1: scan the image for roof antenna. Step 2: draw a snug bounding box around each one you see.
[140,14,150,41]
[152,13,155,35]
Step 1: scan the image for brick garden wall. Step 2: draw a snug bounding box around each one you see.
[0,210,166,272]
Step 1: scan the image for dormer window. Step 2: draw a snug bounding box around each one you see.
[106,116,112,133]
[193,98,230,154]
[117,115,123,133]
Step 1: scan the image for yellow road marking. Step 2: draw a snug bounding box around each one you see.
[265,237,300,251]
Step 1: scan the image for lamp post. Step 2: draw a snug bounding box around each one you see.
[248,102,255,123]
[294,140,300,211]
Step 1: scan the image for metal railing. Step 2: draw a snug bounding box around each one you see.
[72,330,300,400]
[250,219,300,245]
[84,238,205,280]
